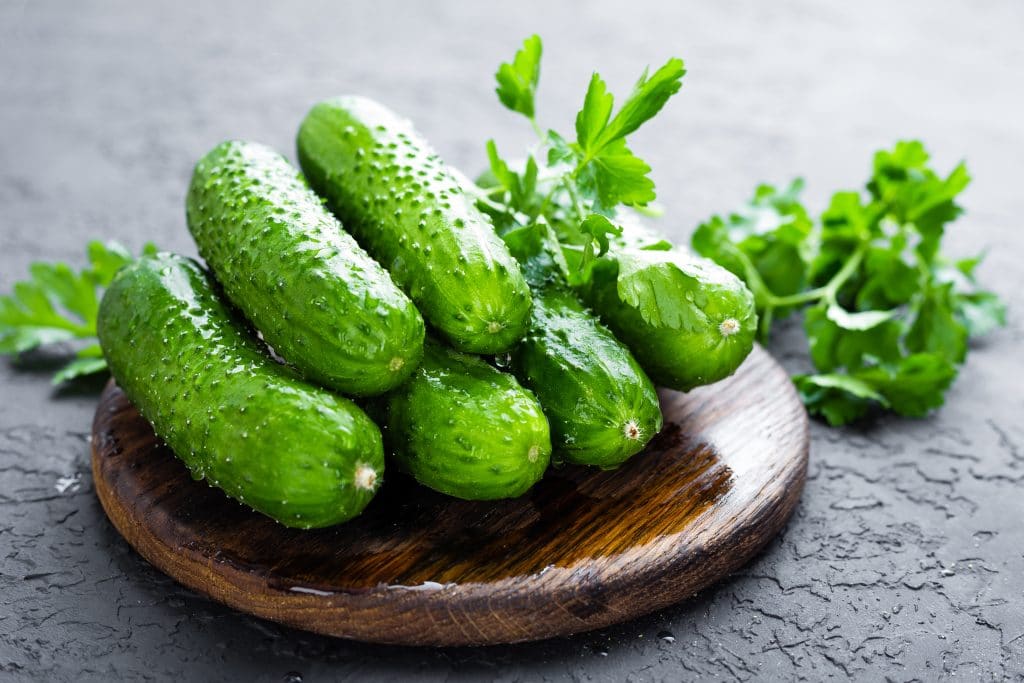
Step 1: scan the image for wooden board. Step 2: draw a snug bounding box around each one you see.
[91,345,808,646]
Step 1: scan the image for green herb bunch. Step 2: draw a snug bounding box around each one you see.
[691,143,1005,424]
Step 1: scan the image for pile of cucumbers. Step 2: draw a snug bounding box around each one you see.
[97,96,756,528]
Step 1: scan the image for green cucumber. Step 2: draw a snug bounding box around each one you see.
[296,96,532,354]
[379,341,551,499]
[187,140,424,396]
[579,248,758,391]
[97,253,384,528]
[502,224,663,468]
[511,285,663,468]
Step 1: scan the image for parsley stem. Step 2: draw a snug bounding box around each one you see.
[563,179,586,221]
[761,243,867,308]
[529,116,544,139]
[765,288,826,308]
[759,305,775,342]
[820,242,868,305]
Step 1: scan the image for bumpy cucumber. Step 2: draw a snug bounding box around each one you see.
[379,341,551,499]
[501,225,662,468]
[511,285,663,468]
[97,253,384,528]
[187,140,424,396]
[579,249,758,391]
[296,96,532,354]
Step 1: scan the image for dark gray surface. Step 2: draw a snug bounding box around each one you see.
[2,1,1022,680]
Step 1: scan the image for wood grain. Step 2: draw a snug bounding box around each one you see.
[90,345,808,646]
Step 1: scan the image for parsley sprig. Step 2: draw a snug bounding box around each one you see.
[482,35,693,329]
[487,35,683,226]
[692,142,1006,424]
[0,241,155,384]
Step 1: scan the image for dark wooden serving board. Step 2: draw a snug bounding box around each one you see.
[91,345,808,646]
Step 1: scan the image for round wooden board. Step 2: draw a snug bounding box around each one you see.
[91,346,808,646]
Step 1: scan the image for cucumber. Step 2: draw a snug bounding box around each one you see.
[296,96,532,354]
[511,285,663,468]
[187,140,424,396]
[378,341,551,500]
[502,224,663,468]
[97,253,384,528]
[578,248,758,391]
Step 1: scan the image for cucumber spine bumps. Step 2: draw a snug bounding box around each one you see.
[579,248,758,391]
[97,253,384,528]
[378,341,551,500]
[503,224,663,468]
[297,96,532,354]
[187,140,424,396]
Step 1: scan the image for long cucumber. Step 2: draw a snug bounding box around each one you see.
[297,97,532,354]
[502,223,663,468]
[187,140,424,396]
[580,247,758,391]
[97,253,384,528]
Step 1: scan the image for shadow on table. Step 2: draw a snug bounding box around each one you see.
[6,348,110,398]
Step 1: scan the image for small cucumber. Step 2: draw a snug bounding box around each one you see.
[579,249,758,391]
[378,341,551,500]
[297,96,532,354]
[187,140,424,396]
[511,285,663,468]
[97,253,384,528]
[502,223,663,468]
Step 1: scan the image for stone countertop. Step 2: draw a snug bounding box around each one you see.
[1,1,1022,680]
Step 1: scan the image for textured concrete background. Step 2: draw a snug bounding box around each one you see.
[2,0,1023,680]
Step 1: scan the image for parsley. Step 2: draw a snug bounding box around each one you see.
[486,35,685,223]
[692,142,1006,425]
[484,36,1003,426]
[0,241,155,384]
[495,34,543,125]
[481,35,693,331]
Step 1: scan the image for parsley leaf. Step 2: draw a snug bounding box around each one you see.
[51,355,109,386]
[614,250,708,331]
[571,59,685,210]
[575,72,614,150]
[858,353,958,417]
[584,138,656,208]
[500,219,571,286]
[0,241,155,383]
[594,58,686,148]
[792,373,888,426]
[495,35,543,120]
[905,282,967,364]
[483,139,541,227]
[575,213,623,271]
[954,291,1006,338]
